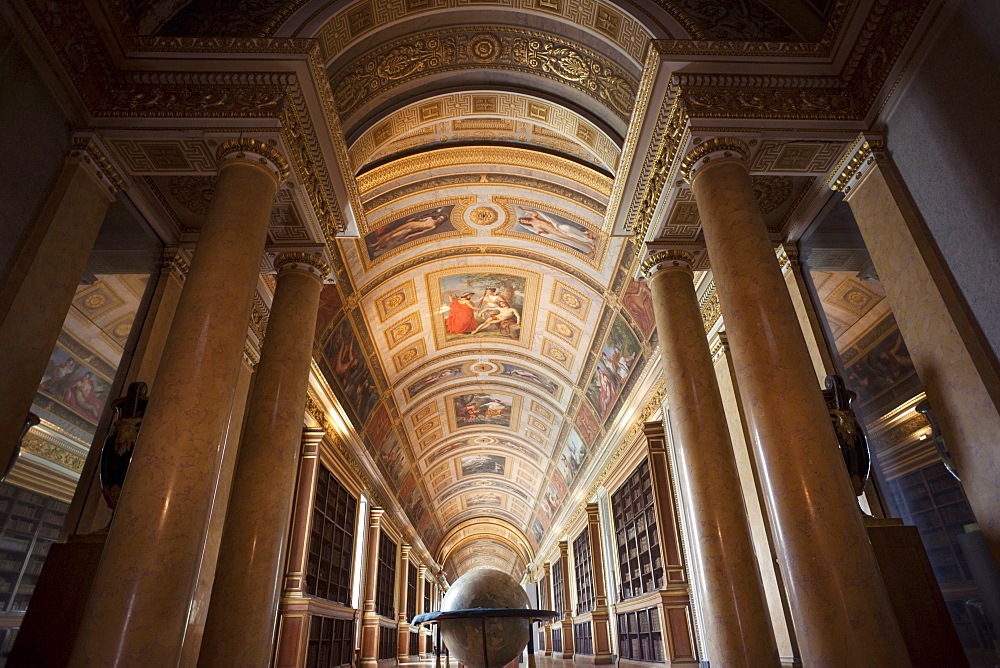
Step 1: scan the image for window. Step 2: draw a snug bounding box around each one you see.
[612,459,664,600]
[573,527,595,614]
[378,623,397,659]
[307,465,357,605]
[375,530,396,618]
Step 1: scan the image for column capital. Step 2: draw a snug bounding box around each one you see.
[585,502,600,519]
[417,564,427,577]
[161,248,191,282]
[680,136,751,183]
[71,135,127,195]
[641,250,695,278]
[217,137,290,185]
[368,507,385,526]
[831,135,887,196]
[400,543,412,559]
[274,252,331,282]
[558,540,569,557]
[543,561,552,575]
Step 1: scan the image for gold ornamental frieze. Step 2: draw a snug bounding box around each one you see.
[331,27,638,122]
[356,146,613,197]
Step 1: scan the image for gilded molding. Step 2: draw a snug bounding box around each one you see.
[699,283,721,333]
[280,103,342,242]
[641,250,695,277]
[250,293,270,342]
[71,137,127,193]
[831,139,887,194]
[275,252,332,280]
[20,432,85,474]
[679,136,751,182]
[217,137,291,184]
[330,27,637,122]
[356,146,612,197]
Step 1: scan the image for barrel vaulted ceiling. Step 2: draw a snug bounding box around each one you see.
[29,0,927,579]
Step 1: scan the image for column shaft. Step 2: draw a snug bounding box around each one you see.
[417,565,430,659]
[558,541,574,659]
[69,154,281,665]
[645,252,779,667]
[584,503,613,663]
[397,545,411,661]
[0,151,114,474]
[543,562,553,656]
[199,255,328,667]
[360,508,384,667]
[688,144,908,666]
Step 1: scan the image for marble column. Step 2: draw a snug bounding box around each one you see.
[543,561,554,656]
[643,250,779,667]
[417,565,430,659]
[684,138,908,666]
[0,138,119,476]
[274,427,326,667]
[396,544,412,661]
[360,508,385,668]
[584,503,614,664]
[642,422,699,665]
[840,145,1000,567]
[199,252,330,667]
[68,139,288,666]
[558,540,574,660]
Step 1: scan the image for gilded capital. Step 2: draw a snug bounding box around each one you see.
[680,137,751,183]
[217,137,291,184]
[831,138,887,194]
[71,136,126,194]
[274,252,331,281]
[641,250,695,278]
[301,426,326,446]
[369,507,386,526]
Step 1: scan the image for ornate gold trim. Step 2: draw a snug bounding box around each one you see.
[275,252,331,280]
[217,137,291,184]
[679,137,751,182]
[640,250,695,278]
[831,139,887,193]
[357,146,612,197]
[71,136,126,193]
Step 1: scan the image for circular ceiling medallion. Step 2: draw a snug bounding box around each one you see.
[469,34,501,63]
[560,292,581,309]
[469,206,500,226]
[471,362,494,373]
[474,436,496,445]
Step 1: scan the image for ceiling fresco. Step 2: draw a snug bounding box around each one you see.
[122,0,846,577]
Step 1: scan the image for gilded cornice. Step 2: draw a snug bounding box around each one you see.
[626,0,932,253]
[71,136,127,193]
[330,27,638,123]
[20,432,85,474]
[831,138,887,194]
[699,283,721,333]
[356,146,612,198]
[280,104,341,242]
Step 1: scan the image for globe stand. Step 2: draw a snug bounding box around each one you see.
[413,608,558,668]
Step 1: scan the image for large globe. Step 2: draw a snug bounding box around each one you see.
[440,568,530,668]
